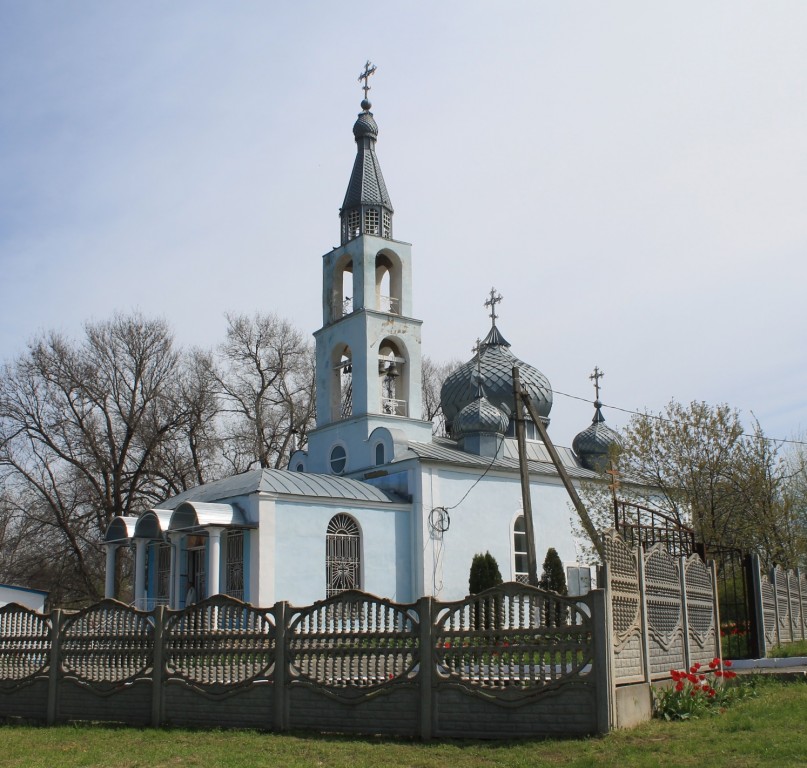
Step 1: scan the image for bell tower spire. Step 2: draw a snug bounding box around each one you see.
[340,61,394,244]
[301,66,432,477]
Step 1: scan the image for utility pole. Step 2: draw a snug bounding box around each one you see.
[512,366,607,563]
[512,367,539,587]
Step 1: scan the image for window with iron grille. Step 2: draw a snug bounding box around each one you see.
[513,515,529,584]
[156,543,171,604]
[226,530,244,601]
[364,208,379,235]
[326,514,361,597]
[382,210,392,238]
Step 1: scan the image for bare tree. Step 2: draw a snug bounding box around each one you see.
[0,314,187,604]
[421,355,461,436]
[215,313,315,472]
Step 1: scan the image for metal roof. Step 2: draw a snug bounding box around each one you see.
[133,509,172,539]
[341,108,393,212]
[158,468,399,509]
[170,502,246,531]
[440,324,553,429]
[104,516,139,544]
[400,437,602,481]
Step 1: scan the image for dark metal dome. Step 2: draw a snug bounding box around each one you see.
[440,325,553,434]
[453,391,509,437]
[353,110,379,140]
[572,401,621,471]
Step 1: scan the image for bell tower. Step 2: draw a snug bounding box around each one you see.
[299,64,433,476]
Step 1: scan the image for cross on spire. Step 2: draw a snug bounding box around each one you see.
[358,60,377,101]
[484,287,503,326]
[589,366,604,401]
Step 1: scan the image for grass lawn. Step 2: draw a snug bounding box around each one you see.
[0,679,805,768]
[769,639,807,658]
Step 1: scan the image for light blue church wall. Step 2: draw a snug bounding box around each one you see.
[416,465,587,602]
[253,497,412,607]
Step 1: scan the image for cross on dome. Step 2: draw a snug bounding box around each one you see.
[589,366,604,402]
[484,288,503,327]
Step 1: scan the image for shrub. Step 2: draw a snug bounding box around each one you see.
[469,552,503,594]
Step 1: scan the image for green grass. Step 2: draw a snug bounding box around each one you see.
[0,679,805,767]
[768,639,807,658]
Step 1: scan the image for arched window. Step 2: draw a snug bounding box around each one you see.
[375,442,385,466]
[326,514,361,597]
[513,516,529,584]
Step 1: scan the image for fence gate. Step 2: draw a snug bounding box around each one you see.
[614,500,760,659]
[708,547,760,659]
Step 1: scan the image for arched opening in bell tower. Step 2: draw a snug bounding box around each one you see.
[375,251,402,314]
[330,345,353,420]
[331,256,353,321]
[377,338,408,416]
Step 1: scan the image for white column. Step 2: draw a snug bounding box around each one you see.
[207,527,224,597]
[104,544,118,599]
[134,538,148,609]
[169,534,182,609]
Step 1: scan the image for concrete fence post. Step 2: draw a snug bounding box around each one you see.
[417,596,433,741]
[771,568,781,648]
[151,605,165,727]
[679,556,691,670]
[749,554,766,658]
[46,609,62,725]
[590,586,613,734]
[708,561,722,663]
[797,569,805,641]
[785,569,794,643]
[636,544,651,683]
[273,601,288,732]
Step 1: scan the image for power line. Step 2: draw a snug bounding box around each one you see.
[550,388,807,447]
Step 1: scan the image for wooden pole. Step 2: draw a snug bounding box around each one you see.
[512,368,539,587]
[515,368,607,562]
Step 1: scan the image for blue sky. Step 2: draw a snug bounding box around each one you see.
[1,1,805,448]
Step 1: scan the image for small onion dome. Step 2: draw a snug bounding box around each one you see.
[353,109,379,140]
[453,390,509,437]
[572,401,621,471]
[440,324,553,434]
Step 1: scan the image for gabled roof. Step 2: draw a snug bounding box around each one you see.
[158,468,402,509]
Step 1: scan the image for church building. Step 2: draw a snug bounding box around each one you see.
[103,76,619,610]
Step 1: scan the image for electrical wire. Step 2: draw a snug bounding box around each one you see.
[550,388,807,447]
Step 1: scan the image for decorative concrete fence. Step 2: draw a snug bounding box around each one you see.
[754,560,807,654]
[603,530,721,685]
[0,583,612,739]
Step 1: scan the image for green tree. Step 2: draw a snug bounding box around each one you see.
[538,547,568,595]
[468,551,502,594]
[539,547,568,626]
[617,399,800,568]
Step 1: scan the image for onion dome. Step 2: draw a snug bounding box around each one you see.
[353,103,379,139]
[453,386,510,437]
[573,400,621,472]
[440,323,553,436]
